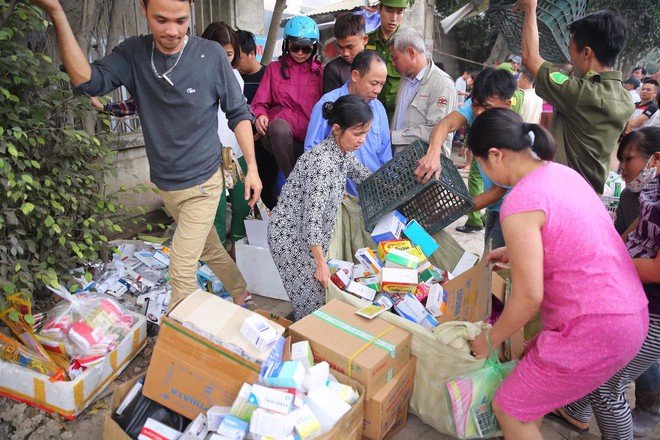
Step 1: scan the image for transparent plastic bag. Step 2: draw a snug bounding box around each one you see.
[445,332,518,439]
[41,285,135,362]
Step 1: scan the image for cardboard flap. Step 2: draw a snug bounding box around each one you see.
[168,290,285,363]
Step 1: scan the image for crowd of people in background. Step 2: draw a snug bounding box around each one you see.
[28,0,660,438]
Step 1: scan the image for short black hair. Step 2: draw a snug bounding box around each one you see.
[351,50,385,77]
[334,12,365,40]
[633,66,647,75]
[642,78,659,88]
[471,67,516,104]
[237,29,257,56]
[567,10,626,68]
[518,69,535,84]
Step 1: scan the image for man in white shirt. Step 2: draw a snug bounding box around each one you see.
[455,69,470,105]
[517,69,544,123]
[623,77,641,103]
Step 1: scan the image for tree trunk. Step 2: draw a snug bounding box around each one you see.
[262,0,287,65]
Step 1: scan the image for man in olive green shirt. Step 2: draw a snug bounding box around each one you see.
[517,0,633,193]
[366,0,409,122]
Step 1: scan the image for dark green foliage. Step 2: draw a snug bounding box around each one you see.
[0,2,124,304]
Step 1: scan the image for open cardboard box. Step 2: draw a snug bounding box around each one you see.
[0,313,146,419]
[106,342,366,440]
[142,290,286,420]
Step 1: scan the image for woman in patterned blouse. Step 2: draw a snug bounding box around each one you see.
[267,95,373,320]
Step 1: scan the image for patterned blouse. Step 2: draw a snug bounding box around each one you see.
[269,134,371,253]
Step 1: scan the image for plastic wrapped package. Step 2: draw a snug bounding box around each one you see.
[0,334,66,381]
[40,286,136,363]
[444,339,517,439]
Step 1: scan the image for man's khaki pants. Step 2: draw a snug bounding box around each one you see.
[159,167,247,305]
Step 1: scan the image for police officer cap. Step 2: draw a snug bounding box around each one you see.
[378,0,412,8]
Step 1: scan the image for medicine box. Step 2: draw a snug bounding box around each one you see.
[241,315,278,352]
[376,239,412,261]
[380,267,418,294]
[291,341,313,372]
[355,248,383,275]
[370,210,407,244]
[248,384,294,414]
[346,281,377,302]
[262,361,305,390]
[403,220,439,257]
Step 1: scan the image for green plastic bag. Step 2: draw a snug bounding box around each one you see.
[444,331,518,439]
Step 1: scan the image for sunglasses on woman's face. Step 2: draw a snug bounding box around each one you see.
[289,44,313,54]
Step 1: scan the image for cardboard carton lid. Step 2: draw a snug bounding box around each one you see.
[168,290,286,362]
[289,299,411,368]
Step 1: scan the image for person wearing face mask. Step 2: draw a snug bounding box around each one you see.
[558,128,660,438]
[467,108,648,440]
[268,95,373,320]
[252,16,323,180]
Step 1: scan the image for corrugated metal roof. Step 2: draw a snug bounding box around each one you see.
[305,0,366,17]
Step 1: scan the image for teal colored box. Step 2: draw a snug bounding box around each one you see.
[403,220,439,257]
[262,361,305,390]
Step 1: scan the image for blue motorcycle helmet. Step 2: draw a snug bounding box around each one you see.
[280,15,320,79]
[282,15,319,53]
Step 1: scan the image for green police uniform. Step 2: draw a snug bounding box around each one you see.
[535,61,634,193]
[366,28,400,122]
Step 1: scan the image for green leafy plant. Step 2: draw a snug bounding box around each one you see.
[0,2,126,305]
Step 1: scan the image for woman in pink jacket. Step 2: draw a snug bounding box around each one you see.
[252,16,324,178]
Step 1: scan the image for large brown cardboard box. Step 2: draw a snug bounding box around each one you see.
[363,355,416,440]
[142,291,286,419]
[289,299,412,400]
[104,372,366,440]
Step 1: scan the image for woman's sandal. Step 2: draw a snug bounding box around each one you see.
[544,408,589,434]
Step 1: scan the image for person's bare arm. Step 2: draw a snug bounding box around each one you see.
[471,185,507,212]
[515,0,544,79]
[634,253,660,283]
[234,119,263,207]
[310,245,329,288]
[624,114,650,135]
[470,211,545,358]
[414,111,467,183]
[31,0,92,86]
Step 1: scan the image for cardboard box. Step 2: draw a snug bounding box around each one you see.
[105,371,366,440]
[363,356,417,440]
[288,299,412,400]
[235,238,290,301]
[0,312,146,419]
[437,260,502,326]
[142,291,286,419]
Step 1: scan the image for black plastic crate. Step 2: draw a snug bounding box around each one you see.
[358,140,474,235]
[487,0,589,63]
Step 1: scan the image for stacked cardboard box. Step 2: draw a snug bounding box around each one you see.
[289,299,416,440]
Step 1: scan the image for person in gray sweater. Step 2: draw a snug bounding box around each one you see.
[31,0,262,306]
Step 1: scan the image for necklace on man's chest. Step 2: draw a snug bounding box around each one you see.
[150,35,188,86]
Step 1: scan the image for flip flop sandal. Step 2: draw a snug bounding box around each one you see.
[544,410,589,434]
